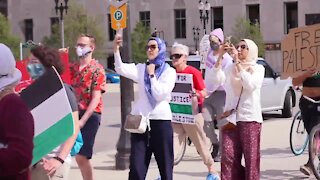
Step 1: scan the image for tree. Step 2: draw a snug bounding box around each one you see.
[42,0,106,61]
[230,18,265,57]
[0,13,20,59]
[131,22,151,63]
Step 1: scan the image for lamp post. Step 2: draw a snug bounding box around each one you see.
[192,26,200,52]
[115,0,133,170]
[198,0,210,35]
[54,0,68,48]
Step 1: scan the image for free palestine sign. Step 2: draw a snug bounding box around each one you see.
[281,24,320,79]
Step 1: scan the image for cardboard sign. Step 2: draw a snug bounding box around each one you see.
[20,67,74,165]
[170,73,197,124]
[281,24,320,78]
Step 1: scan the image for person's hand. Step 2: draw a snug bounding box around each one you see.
[229,44,239,62]
[113,35,122,53]
[147,63,156,75]
[219,44,230,57]
[42,158,63,176]
[58,47,69,53]
[303,68,317,78]
[190,89,197,97]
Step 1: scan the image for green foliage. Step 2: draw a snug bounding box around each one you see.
[0,13,21,59]
[42,0,106,61]
[231,18,265,57]
[131,22,151,63]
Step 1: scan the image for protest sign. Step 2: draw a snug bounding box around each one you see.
[281,24,320,79]
[170,73,197,124]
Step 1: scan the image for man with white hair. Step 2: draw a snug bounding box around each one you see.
[171,42,220,180]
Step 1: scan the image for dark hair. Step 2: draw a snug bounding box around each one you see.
[30,46,65,75]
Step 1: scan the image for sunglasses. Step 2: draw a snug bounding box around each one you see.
[236,45,248,50]
[170,54,183,60]
[146,44,157,51]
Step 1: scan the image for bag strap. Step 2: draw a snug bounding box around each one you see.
[235,87,243,110]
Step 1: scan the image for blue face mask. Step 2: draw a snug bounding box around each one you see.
[27,63,45,79]
[210,41,220,51]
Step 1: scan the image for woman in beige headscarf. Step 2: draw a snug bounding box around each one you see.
[210,39,265,180]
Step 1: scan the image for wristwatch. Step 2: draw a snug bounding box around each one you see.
[149,74,155,78]
[53,156,64,164]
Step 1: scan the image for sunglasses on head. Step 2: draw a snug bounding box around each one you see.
[146,44,157,51]
[236,44,248,50]
[170,54,183,60]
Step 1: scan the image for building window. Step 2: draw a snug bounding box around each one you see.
[24,19,33,41]
[211,7,223,30]
[50,17,59,33]
[174,9,186,39]
[306,14,320,25]
[284,2,298,34]
[247,4,260,26]
[108,14,116,41]
[0,0,7,17]
[139,11,150,27]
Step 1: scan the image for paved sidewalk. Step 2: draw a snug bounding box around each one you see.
[69,119,316,180]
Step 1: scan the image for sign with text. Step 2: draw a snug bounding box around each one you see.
[109,0,127,30]
[170,73,197,124]
[281,24,320,78]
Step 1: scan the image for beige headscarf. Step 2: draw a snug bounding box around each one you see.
[230,39,259,96]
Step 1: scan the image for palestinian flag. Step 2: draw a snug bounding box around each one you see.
[170,73,196,124]
[20,67,74,165]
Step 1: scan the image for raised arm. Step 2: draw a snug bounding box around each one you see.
[113,35,139,82]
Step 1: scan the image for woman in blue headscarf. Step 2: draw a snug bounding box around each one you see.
[114,35,176,180]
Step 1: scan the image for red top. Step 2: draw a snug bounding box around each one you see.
[0,94,34,180]
[70,60,106,113]
[176,66,205,105]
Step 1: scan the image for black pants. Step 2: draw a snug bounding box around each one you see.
[129,120,173,180]
[300,96,320,134]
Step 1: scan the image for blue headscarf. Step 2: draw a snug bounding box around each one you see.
[144,37,169,109]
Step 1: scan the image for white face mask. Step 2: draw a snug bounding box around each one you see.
[76,46,92,58]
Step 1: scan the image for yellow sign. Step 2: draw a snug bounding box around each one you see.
[110,3,127,30]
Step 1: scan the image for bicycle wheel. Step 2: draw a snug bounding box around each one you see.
[174,136,187,166]
[290,111,308,155]
[309,124,320,179]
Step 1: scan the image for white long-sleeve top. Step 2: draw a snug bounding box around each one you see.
[209,63,265,123]
[114,51,176,120]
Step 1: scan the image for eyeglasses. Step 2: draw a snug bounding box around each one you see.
[236,44,248,50]
[170,54,183,60]
[146,44,157,51]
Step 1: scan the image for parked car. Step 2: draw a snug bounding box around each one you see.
[258,58,296,118]
[105,68,120,83]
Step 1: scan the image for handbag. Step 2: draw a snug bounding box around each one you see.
[124,114,149,134]
[70,132,83,156]
[217,87,243,130]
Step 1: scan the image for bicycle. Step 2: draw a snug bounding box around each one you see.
[173,136,214,165]
[306,98,320,179]
[289,110,308,155]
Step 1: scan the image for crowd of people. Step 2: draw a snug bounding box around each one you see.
[0,27,319,180]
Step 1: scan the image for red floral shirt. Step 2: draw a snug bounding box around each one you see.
[70,60,106,113]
